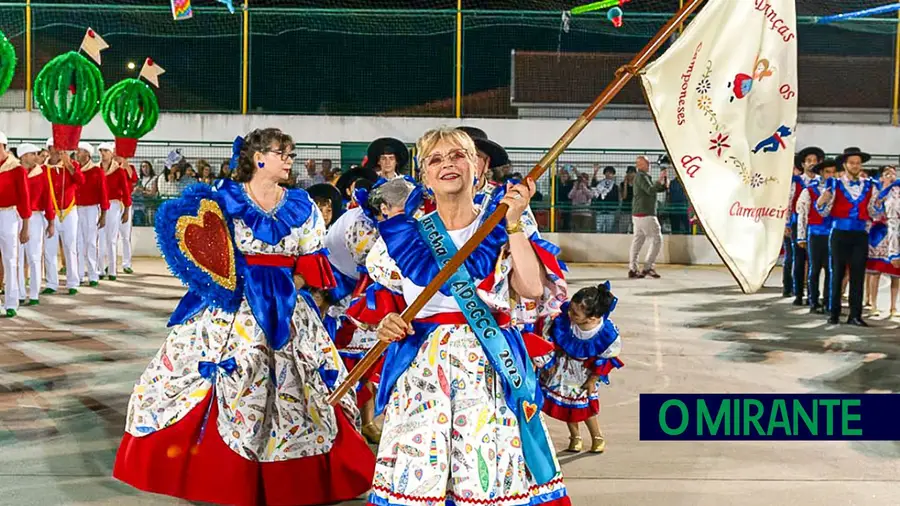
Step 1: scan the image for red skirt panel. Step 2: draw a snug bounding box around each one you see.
[113,392,375,506]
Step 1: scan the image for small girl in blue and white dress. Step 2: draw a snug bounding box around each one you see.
[539,282,623,453]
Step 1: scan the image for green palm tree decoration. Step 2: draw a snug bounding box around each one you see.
[101,77,160,157]
[0,31,16,98]
[34,51,104,150]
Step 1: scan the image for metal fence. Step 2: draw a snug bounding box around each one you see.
[0,3,897,119]
[17,137,896,235]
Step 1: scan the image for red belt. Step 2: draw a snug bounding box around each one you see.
[244,254,297,268]
[416,311,511,328]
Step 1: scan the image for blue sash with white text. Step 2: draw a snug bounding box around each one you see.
[417,212,558,485]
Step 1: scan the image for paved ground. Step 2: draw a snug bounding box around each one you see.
[1,259,899,506]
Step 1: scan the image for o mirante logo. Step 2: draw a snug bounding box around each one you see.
[638,394,898,441]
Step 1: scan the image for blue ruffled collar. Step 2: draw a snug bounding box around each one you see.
[551,302,620,359]
[213,179,315,245]
[378,191,507,296]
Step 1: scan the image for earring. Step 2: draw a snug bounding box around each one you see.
[257,162,265,168]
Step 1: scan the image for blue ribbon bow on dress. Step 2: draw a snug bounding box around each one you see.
[229,136,245,170]
[196,357,237,444]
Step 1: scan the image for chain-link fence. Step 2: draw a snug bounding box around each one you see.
[17,137,893,235]
[0,2,897,117]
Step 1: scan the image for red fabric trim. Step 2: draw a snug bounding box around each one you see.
[352,273,373,299]
[295,252,337,289]
[867,259,900,276]
[245,254,297,268]
[632,213,648,217]
[333,319,356,349]
[113,392,374,506]
[346,289,407,326]
[521,331,554,358]
[368,478,571,506]
[541,398,600,423]
[415,311,511,327]
[591,358,624,376]
[478,272,495,292]
[531,239,565,279]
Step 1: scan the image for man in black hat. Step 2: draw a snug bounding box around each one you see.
[456,126,511,205]
[796,158,836,314]
[364,137,409,180]
[785,146,825,303]
[817,147,882,326]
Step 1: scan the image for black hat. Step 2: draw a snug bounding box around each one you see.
[797,146,825,162]
[795,146,825,171]
[657,154,671,166]
[625,165,636,173]
[836,147,871,166]
[602,165,616,175]
[306,183,343,219]
[365,137,409,172]
[456,126,488,141]
[811,158,837,174]
[456,126,509,169]
[336,166,378,200]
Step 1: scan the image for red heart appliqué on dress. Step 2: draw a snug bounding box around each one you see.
[522,401,538,423]
[176,199,237,290]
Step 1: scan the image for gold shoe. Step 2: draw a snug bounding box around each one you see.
[590,435,606,453]
[566,436,583,452]
[361,422,382,445]
[870,309,881,318]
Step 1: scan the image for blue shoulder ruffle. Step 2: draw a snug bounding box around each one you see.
[213,179,315,246]
[378,192,508,295]
[550,302,620,360]
[155,183,246,316]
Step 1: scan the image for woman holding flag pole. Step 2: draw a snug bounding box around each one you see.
[360,127,570,506]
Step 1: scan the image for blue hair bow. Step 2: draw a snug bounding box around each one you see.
[602,280,618,317]
[229,135,245,170]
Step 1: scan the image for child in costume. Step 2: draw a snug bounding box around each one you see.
[112,128,374,506]
[540,282,623,453]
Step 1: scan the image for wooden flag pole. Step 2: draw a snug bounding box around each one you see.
[326,0,707,407]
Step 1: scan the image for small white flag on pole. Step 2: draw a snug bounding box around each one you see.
[79,27,109,65]
[139,58,165,88]
[639,0,799,293]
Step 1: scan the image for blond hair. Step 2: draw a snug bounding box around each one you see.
[415,127,478,170]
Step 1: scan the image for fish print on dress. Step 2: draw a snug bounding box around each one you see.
[124,208,359,462]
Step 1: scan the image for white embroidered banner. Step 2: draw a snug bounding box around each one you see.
[640,0,798,293]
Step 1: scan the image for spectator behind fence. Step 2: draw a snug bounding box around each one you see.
[619,166,636,233]
[197,159,214,184]
[661,155,689,234]
[592,165,618,233]
[556,167,574,231]
[295,159,325,189]
[569,171,595,232]
[158,167,182,198]
[628,155,667,279]
[181,164,198,186]
[218,159,232,180]
[133,161,157,226]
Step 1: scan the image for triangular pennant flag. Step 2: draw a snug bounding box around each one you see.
[139,58,165,88]
[171,0,193,21]
[79,28,109,65]
[218,0,235,14]
[639,0,798,293]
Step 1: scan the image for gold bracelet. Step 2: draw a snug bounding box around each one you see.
[506,220,525,234]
